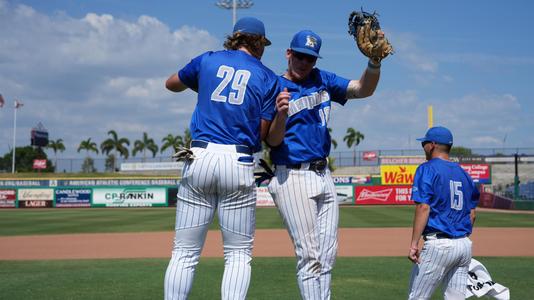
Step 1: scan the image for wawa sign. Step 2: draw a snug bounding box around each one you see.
[380,165,418,185]
[355,185,414,205]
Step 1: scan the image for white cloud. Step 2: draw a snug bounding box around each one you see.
[0,1,217,158]
[389,32,438,73]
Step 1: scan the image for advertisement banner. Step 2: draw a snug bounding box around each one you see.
[0,180,50,187]
[380,165,418,185]
[0,189,16,208]
[363,151,378,161]
[332,176,371,184]
[55,188,91,208]
[57,179,180,187]
[256,186,275,207]
[33,159,47,169]
[380,156,425,165]
[355,185,414,205]
[336,185,354,205]
[92,187,167,207]
[460,164,491,184]
[18,188,54,208]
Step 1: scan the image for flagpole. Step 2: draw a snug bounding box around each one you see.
[12,101,18,173]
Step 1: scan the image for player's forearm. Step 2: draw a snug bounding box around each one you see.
[410,203,430,247]
[346,63,380,99]
[265,113,287,146]
[166,73,188,92]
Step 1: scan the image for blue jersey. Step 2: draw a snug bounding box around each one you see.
[270,68,350,164]
[178,50,279,152]
[411,158,480,237]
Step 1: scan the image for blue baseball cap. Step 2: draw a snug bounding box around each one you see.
[290,30,322,58]
[233,17,271,45]
[417,126,454,145]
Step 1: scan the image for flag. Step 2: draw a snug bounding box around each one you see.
[15,100,24,109]
[0,94,4,108]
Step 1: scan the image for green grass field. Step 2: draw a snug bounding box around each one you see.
[1,207,532,299]
[1,206,533,236]
[0,257,529,299]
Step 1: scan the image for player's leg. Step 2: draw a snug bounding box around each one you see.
[407,239,452,300]
[218,153,257,300]
[164,149,218,300]
[442,237,472,300]
[317,171,339,300]
[269,167,323,300]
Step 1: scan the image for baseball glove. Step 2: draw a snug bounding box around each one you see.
[348,9,394,64]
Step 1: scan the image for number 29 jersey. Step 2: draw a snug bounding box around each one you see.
[178,50,279,152]
[411,158,480,237]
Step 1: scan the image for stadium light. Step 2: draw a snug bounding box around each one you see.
[12,100,23,173]
[215,0,254,26]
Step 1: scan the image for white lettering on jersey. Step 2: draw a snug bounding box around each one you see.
[288,91,330,117]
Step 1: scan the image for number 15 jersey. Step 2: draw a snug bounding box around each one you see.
[178,50,279,153]
[411,158,480,238]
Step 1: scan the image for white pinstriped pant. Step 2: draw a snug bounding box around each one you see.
[164,144,256,300]
[268,166,339,300]
[408,236,472,300]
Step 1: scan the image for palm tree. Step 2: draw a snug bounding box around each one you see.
[132,132,159,161]
[343,128,365,165]
[161,133,184,155]
[47,138,66,169]
[78,138,99,156]
[328,128,337,150]
[183,128,192,148]
[100,130,130,170]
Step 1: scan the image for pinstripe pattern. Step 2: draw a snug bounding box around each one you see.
[408,237,472,300]
[164,144,256,300]
[268,166,338,300]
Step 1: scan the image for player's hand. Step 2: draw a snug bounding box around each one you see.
[408,246,420,264]
[276,88,290,116]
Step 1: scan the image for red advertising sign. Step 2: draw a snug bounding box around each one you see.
[355,185,414,205]
[363,151,378,161]
[460,164,491,184]
[33,159,47,170]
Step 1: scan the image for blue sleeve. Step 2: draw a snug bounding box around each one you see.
[178,52,209,92]
[261,72,280,121]
[411,164,434,204]
[323,70,350,105]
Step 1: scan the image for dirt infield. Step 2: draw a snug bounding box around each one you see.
[1,228,533,260]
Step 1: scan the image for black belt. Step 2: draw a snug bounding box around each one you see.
[423,232,466,241]
[286,159,328,172]
[190,140,252,155]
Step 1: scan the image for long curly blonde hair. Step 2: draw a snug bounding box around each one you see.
[223,32,270,59]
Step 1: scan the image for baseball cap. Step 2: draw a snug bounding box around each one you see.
[290,30,322,58]
[416,126,454,145]
[233,17,271,45]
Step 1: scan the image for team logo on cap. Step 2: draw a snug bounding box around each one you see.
[305,35,317,48]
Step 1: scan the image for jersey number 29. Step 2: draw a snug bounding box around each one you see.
[211,65,251,105]
[449,180,463,210]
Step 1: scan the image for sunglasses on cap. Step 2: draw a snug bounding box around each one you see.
[292,51,317,63]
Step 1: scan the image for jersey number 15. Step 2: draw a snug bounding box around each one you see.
[449,180,463,210]
[211,65,251,105]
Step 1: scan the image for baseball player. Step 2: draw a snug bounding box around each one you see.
[266,30,382,300]
[163,17,284,300]
[407,126,480,300]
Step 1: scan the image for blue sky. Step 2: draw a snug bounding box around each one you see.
[1,0,533,158]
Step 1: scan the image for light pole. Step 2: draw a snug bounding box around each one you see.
[12,100,23,173]
[215,0,254,26]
